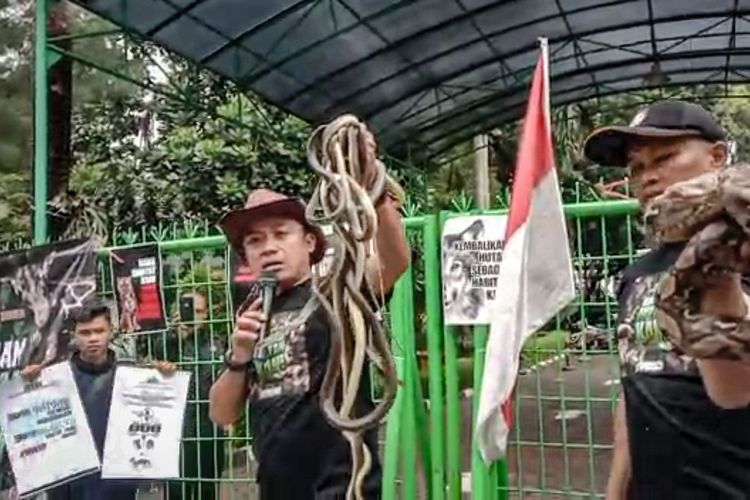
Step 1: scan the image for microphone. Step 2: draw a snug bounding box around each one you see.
[257,270,278,340]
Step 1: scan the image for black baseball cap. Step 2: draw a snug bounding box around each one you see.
[583,100,727,167]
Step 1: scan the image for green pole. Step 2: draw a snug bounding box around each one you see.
[382,279,407,500]
[33,0,49,244]
[440,212,462,499]
[399,257,434,498]
[399,264,418,499]
[471,325,493,499]
[423,215,447,500]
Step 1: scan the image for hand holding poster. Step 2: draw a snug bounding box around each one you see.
[0,362,99,497]
[110,244,167,335]
[441,215,508,325]
[101,366,191,479]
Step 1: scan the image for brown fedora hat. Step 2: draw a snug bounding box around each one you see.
[219,188,326,265]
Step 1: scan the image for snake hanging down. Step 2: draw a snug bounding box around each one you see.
[304,115,404,500]
[647,163,750,362]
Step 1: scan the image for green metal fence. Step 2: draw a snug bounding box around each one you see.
[86,199,641,499]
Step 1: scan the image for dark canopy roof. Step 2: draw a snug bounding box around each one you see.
[74,0,750,158]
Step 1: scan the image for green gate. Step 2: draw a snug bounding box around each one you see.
[89,199,640,499]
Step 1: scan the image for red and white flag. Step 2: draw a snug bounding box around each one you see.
[476,38,575,462]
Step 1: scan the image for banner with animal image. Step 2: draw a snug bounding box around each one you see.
[0,361,100,497]
[441,215,507,325]
[110,244,167,335]
[0,239,98,374]
[101,366,191,479]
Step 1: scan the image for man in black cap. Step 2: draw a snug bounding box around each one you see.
[583,100,750,499]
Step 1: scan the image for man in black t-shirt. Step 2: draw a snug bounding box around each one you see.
[208,131,409,499]
[583,101,750,499]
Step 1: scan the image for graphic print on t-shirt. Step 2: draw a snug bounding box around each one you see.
[617,271,697,376]
[251,309,311,401]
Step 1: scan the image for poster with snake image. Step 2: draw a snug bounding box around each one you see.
[101,366,190,479]
[109,244,167,335]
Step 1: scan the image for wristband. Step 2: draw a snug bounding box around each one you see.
[223,349,250,372]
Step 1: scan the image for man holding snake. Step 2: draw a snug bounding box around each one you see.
[208,129,409,499]
[583,100,750,499]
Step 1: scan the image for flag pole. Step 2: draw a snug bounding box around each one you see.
[538,37,552,134]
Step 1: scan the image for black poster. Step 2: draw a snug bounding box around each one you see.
[0,239,97,375]
[110,244,167,335]
[227,247,259,317]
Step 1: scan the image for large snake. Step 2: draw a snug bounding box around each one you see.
[648,163,750,362]
[304,114,402,499]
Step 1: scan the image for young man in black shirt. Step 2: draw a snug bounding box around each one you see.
[583,101,750,499]
[20,299,176,500]
[208,131,409,499]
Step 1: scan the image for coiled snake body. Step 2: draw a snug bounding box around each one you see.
[304,115,402,499]
[648,163,750,362]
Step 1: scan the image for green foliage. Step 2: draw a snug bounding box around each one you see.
[53,85,313,242]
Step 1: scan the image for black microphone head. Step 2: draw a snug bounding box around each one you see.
[258,270,278,288]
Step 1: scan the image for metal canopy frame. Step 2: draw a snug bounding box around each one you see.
[69,0,750,160]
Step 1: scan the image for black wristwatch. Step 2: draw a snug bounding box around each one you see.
[223,349,251,373]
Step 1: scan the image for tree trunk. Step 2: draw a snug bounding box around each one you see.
[47,1,72,239]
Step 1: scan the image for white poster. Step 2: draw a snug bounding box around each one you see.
[0,361,99,497]
[442,215,507,325]
[101,366,190,479]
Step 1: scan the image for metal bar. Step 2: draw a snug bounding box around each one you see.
[397,50,750,153]
[472,324,493,500]
[49,28,123,42]
[398,263,419,499]
[413,65,747,159]
[646,0,659,59]
[439,210,463,500]
[198,0,318,65]
[423,215,447,500]
[286,0,636,107]
[382,278,407,500]
[45,44,291,147]
[385,29,750,142]
[242,0,440,88]
[725,0,740,94]
[346,6,738,122]
[94,200,638,257]
[452,0,522,86]
[33,0,49,244]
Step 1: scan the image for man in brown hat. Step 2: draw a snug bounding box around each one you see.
[208,131,409,499]
[583,100,750,499]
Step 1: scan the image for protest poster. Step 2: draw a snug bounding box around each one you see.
[0,361,99,497]
[0,238,98,487]
[101,366,191,479]
[110,244,167,335]
[0,239,98,374]
[441,215,507,325]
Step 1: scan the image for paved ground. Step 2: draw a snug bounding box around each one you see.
[504,353,619,498]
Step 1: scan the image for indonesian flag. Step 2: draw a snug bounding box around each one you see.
[476,38,575,462]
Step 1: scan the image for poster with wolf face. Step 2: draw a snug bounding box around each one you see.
[441,216,507,325]
[110,244,167,335]
[0,239,98,376]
